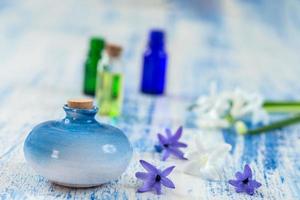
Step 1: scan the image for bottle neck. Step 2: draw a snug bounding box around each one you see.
[148,41,164,51]
[63,105,98,124]
[101,52,122,72]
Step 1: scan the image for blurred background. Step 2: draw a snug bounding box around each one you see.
[0,1,300,199]
[0,0,300,101]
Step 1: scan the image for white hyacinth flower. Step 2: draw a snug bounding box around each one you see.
[191,86,269,129]
[183,136,232,180]
[196,111,230,129]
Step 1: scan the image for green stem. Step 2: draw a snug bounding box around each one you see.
[246,114,300,134]
[263,101,300,113]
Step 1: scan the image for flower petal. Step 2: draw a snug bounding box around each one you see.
[160,177,175,189]
[172,142,187,148]
[153,182,162,195]
[228,180,241,187]
[235,186,245,193]
[195,137,206,153]
[245,185,255,195]
[200,165,221,181]
[158,134,168,145]
[172,126,183,142]
[165,128,172,138]
[243,164,252,179]
[162,150,171,161]
[137,186,151,193]
[249,180,262,189]
[135,172,150,180]
[137,180,155,193]
[169,147,187,160]
[235,172,244,180]
[140,160,159,173]
[184,161,201,176]
[185,151,200,160]
[208,143,231,164]
[161,166,175,176]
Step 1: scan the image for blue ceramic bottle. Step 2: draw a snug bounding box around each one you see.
[24,99,132,187]
[140,30,167,95]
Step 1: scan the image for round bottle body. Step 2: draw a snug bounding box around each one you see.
[24,106,132,187]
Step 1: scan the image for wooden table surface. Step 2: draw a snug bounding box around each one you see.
[0,0,300,199]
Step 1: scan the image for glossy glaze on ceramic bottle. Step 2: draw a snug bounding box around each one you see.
[24,104,132,187]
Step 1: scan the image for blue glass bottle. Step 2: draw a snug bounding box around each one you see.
[141,30,167,95]
[24,99,132,187]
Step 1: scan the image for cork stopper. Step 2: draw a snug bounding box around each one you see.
[106,44,122,58]
[67,98,93,109]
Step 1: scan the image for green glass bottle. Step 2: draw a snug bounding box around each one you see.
[83,37,105,96]
[96,44,124,117]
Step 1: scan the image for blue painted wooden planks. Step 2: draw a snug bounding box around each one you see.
[0,0,300,199]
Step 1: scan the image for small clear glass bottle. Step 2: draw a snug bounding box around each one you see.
[96,44,124,117]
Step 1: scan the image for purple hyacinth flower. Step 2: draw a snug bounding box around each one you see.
[229,164,262,195]
[155,126,187,161]
[135,160,175,195]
